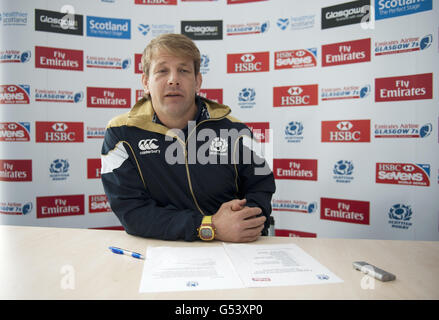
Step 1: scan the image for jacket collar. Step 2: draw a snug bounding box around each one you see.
[126,96,231,135]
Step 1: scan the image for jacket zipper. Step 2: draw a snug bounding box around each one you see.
[183,110,231,216]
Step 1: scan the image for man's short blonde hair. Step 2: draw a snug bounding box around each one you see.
[141,33,201,76]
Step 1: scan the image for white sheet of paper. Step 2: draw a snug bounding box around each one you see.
[223,243,343,287]
[139,246,244,293]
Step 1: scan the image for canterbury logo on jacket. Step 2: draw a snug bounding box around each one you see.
[100,96,276,241]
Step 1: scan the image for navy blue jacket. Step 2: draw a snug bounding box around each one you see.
[100,96,275,241]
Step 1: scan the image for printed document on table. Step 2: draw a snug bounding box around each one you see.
[139,246,244,293]
[223,243,343,287]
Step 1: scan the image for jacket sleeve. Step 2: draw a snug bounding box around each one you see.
[235,134,276,235]
[100,127,203,241]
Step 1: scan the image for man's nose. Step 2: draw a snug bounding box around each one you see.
[167,70,180,86]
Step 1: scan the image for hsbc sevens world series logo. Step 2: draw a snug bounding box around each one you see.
[376,163,430,187]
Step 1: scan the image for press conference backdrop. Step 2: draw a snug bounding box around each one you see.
[1,0,438,241]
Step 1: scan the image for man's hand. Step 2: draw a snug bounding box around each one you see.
[212,199,265,243]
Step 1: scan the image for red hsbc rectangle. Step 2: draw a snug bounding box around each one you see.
[134,53,143,74]
[87,87,131,108]
[135,0,177,4]
[273,159,318,181]
[35,46,83,71]
[36,121,84,143]
[321,119,370,142]
[87,158,101,179]
[273,84,318,107]
[375,73,432,102]
[0,159,32,182]
[37,194,84,219]
[198,89,223,104]
[245,122,269,143]
[322,38,370,67]
[227,51,269,73]
[321,197,370,225]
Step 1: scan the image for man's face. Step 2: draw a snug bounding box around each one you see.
[142,49,202,122]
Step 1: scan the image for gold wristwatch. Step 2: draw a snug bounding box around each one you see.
[198,215,215,241]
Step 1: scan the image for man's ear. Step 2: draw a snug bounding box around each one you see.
[142,73,150,95]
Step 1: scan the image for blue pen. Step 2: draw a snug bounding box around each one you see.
[108,246,145,260]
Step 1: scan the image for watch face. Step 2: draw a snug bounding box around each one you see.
[200,227,213,239]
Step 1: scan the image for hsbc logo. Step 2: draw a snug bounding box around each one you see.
[273,84,318,107]
[322,119,370,143]
[138,138,160,155]
[36,121,84,143]
[227,51,269,73]
[241,54,255,63]
[336,121,353,131]
[288,87,302,95]
[52,123,68,131]
[87,158,101,179]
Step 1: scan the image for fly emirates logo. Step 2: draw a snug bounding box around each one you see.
[322,38,370,67]
[37,195,84,218]
[321,197,370,225]
[35,46,83,71]
[375,73,432,102]
[273,159,317,181]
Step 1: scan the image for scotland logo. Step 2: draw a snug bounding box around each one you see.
[209,137,228,155]
[137,24,150,36]
[388,204,413,230]
[285,121,304,143]
[49,159,70,181]
[276,18,289,30]
[333,160,354,183]
[238,88,256,108]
